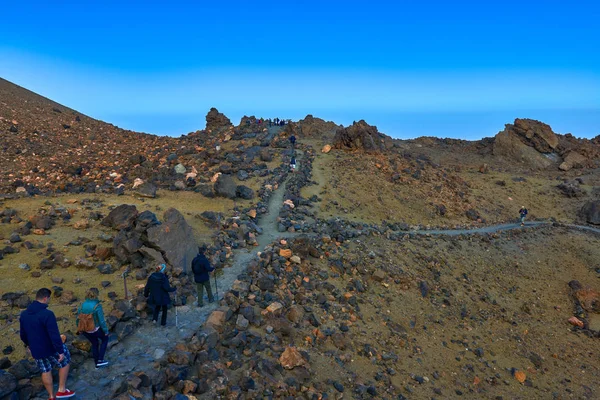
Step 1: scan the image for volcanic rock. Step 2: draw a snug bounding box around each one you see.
[205,107,232,132]
[134,182,157,198]
[493,119,560,169]
[279,346,309,370]
[102,205,139,230]
[333,120,384,152]
[214,174,237,199]
[559,151,587,171]
[579,201,600,225]
[146,208,197,273]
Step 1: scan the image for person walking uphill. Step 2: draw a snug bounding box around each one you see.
[76,288,109,369]
[144,263,176,326]
[191,245,215,307]
[19,288,76,399]
[519,206,528,226]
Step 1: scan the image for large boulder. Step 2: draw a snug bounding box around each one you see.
[102,205,139,230]
[512,118,559,153]
[236,185,255,200]
[493,118,562,170]
[138,246,167,268]
[559,151,588,171]
[580,201,600,225]
[214,174,237,199]
[205,107,232,132]
[493,129,555,170]
[147,208,197,273]
[332,120,384,152]
[134,182,157,198]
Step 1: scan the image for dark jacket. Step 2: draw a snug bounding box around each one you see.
[290,135,296,144]
[520,208,528,217]
[76,299,109,334]
[19,301,64,359]
[191,253,214,283]
[144,272,176,306]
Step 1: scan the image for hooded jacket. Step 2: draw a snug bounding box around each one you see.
[144,272,176,306]
[19,301,64,359]
[191,253,214,283]
[76,299,109,335]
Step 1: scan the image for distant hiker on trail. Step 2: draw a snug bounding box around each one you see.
[19,288,76,399]
[290,156,297,170]
[519,206,528,226]
[144,263,176,326]
[191,245,215,307]
[76,288,109,369]
[290,134,296,148]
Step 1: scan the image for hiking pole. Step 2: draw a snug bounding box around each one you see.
[122,268,130,299]
[214,272,219,302]
[175,290,178,329]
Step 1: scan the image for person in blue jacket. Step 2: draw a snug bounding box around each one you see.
[76,288,109,368]
[144,263,176,326]
[20,288,76,399]
[519,206,528,226]
[191,245,215,307]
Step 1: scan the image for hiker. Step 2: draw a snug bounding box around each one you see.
[191,245,215,307]
[519,206,528,226]
[290,134,296,148]
[144,263,176,326]
[76,288,109,368]
[290,156,297,170]
[19,288,76,399]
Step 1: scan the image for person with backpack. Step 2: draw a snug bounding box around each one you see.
[144,263,176,326]
[519,206,528,226]
[289,134,296,148]
[19,288,76,399]
[191,245,215,307]
[76,288,109,368]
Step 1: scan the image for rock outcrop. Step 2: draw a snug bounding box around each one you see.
[332,120,384,152]
[205,107,232,133]
[493,119,560,169]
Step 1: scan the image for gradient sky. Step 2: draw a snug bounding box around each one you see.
[1,0,599,139]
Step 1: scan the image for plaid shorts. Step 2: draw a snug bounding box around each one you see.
[35,344,71,373]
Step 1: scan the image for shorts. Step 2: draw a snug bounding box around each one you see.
[35,344,71,373]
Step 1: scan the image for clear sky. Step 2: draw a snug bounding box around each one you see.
[1,0,598,139]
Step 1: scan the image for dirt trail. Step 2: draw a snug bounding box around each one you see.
[69,162,296,399]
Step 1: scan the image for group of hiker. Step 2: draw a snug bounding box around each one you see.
[18,246,216,399]
[244,117,287,127]
[269,117,287,127]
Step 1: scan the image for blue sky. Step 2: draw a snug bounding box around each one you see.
[0,0,598,139]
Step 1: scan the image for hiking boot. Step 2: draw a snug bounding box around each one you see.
[96,360,109,368]
[56,388,76,398]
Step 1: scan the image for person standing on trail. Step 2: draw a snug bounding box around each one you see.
[19,288,76,399]
[192,245,215,307]
[144,264,176,326]
[519,206,528,226]
[76,288,110,369]
[290,134,296,148]
[290,156,297,170]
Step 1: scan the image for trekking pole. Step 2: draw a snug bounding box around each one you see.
[122,268,130,299]
[214,272,219,302]
[175,290,178,329]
